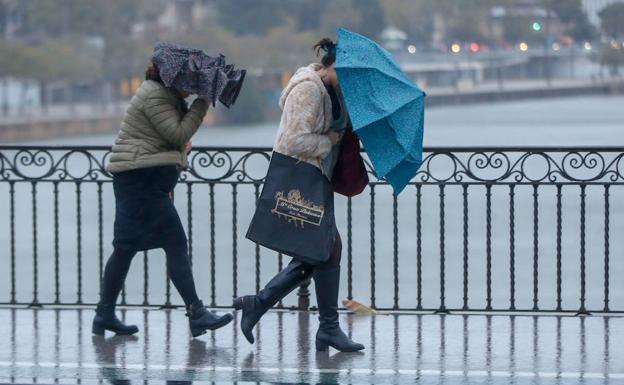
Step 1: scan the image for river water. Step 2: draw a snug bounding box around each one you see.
[2,95,624,310]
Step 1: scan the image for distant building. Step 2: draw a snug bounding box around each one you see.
[582,0,624,26]
[490,0,548,19]
[156,0,212,35]
[489,0,565,45]
[381,26,407,52]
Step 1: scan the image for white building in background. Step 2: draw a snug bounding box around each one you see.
[381,26,407,52]
[582,0,624,26]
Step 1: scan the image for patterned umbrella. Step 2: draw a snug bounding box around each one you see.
[335,28,426,194]
[151,42,246,108]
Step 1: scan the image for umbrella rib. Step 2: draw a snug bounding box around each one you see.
[336,64,419,89]
[349,94,424,132]
[355,100,425,164]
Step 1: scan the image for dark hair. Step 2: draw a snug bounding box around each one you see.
[145,62,163,83]
[313,37,336,67]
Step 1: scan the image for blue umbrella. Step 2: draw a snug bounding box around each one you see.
[335,28,425,194]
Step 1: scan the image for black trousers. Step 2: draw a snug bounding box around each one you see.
[99,242,200,307]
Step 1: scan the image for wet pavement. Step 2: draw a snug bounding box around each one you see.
[0,307,623,384]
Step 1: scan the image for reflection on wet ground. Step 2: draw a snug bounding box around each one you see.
[0,307,622,384]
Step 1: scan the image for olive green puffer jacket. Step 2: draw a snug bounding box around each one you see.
[106,80,208,174]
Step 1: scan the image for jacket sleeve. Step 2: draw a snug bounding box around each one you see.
[282,81,333,159]
[144,90,208,147]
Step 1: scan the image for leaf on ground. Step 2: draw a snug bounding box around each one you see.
[342,299,383,315]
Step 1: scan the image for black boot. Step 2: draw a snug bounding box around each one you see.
[186,300,233,338]
[233,260,312,344]
[92,304,139,336]
[314,266,364,352]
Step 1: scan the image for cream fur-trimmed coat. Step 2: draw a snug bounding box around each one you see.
[274,63,333,169]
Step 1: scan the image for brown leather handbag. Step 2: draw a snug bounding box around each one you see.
[331,124,369,197]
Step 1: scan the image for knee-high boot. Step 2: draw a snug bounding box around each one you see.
[233,259,312,344]
[313,266,364,352]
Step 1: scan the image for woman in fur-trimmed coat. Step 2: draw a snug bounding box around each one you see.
[233,38,365,353]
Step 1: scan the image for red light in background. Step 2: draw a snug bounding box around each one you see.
[469,42,480,52]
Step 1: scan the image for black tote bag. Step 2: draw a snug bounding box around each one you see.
[246,152,336,266]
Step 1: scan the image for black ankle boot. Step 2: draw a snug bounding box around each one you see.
[314,266,364,352]
[186,300,233,338]
[233,260,312,344]
[92,304,139,336]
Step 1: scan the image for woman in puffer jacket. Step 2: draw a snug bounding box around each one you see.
[233,38,365,352]
[92,63,232,338]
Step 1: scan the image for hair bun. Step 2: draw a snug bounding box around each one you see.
[314,38,337,67]
[320,39,336,53]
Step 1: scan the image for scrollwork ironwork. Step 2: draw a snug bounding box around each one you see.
[2,146,624,184]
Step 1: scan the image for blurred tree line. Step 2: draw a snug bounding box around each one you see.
[0,0,605,77]
[0,0,150,79]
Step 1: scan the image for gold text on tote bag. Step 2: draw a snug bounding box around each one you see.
[271,190,325,227]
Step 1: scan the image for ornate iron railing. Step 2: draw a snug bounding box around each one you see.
[1,145,623,313]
